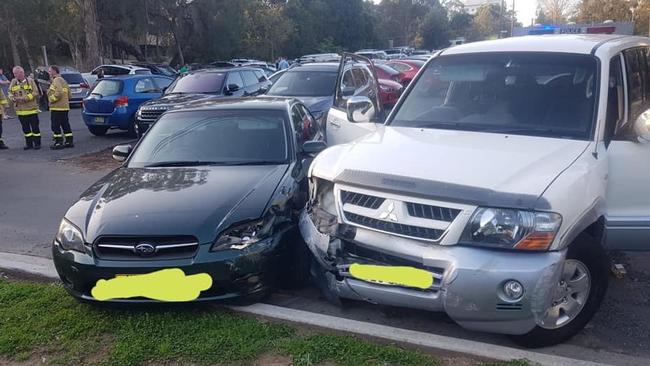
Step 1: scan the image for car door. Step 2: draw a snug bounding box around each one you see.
[224,71,245,97]
[606,48,650,251]
[326,53,382,145]
[132,77,163,110]
[241,70,262,96]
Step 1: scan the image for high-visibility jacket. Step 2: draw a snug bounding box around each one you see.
[0,89,7,116]
[48,76,71,111]
[8,78,39,116]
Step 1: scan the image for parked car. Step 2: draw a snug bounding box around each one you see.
[35,67,90,108]
[52,97,326,303]
[135,67,272,136]
[303,35,650,348]
[383,49,406,60]
[377,78,402,110]
[265,61,387,129]
[297,53,341,64]
[385,59,425,86]
[373,63,403,84]
[82,74,174,136]
[130,63,178,77]
[355,50,389,61]
[85,64,152,86]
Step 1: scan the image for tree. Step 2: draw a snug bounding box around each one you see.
[419,1,450,49]
[574,0,633,23]
[76,0,101,69]
[539,0,576,24]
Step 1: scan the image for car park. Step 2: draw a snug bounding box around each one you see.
[53,97,326,303]
[301,36,650,347]
[355,50,389,61]
[135,67,272,136]
[82,74,174,136]
[265,60,385,129]
[130,63,179,77]
[385,59,425,86]
[383,49,406,60]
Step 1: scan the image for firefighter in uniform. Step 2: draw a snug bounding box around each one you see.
[47,66,74,149]
[0,88,8,149]
[8,66,41,150]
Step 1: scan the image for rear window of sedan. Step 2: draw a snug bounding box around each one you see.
[91,80,122,96]
[61,73,85,84]
[166,72,226,94]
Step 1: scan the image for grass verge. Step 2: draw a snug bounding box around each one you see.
[0,279,529,366]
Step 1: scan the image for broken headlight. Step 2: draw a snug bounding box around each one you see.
[460,208,562,251]
[211,218,274,251]
[55,219,86,252]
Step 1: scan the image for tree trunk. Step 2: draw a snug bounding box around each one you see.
[19,32,35,73]
[170,18,185,66]
[79,0,101,70]
[7,25,21,67]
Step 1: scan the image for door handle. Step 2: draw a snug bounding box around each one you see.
[329,120,341,129]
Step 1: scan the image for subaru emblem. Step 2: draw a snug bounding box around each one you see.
[135,243,156,256]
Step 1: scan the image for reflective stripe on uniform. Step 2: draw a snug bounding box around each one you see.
[53,134,62,138]
[24,133,33,137]
[50,107,70,111]
[16,109,38,116]
[10,86,20,92]
[26,93,34,101]
[32,133,41,137]
[64,133,73,137]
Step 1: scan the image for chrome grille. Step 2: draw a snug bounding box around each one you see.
[137,108,167,122]
[406,202,460,222]
[341,190,385,209]
[94,236,198,260]
[344,212,443,241]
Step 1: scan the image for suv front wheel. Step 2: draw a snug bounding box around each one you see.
[511,233,609,348]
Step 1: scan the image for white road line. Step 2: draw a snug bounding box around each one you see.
[230,303,610,366]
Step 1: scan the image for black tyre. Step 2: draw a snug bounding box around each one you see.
[511,233,609,348]
[88,126,108,136]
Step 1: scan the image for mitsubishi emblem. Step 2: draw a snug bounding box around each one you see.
[379,201,398,222]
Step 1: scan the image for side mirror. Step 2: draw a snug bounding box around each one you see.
[302,140,327,155]
[112,144,132,162]
[634,110,650,143]
[346,96,376,123]
[259,85,269,94]
[225,84,240,95]
[162,86,168,94]
[341,86,356,97]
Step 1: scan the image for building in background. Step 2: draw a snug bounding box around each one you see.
[462,0,502,15]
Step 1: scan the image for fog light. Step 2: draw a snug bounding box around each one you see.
[503,280,524,301]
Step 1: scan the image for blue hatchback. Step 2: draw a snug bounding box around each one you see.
[82,75,174,136]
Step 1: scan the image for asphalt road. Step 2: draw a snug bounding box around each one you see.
[0,109,648,365]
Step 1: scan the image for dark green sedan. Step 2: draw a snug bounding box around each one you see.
[52,97,326,303]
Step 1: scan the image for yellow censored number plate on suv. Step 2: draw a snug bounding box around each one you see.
[349,263,434,290]
[91,268,212,302]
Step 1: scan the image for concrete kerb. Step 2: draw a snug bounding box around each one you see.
[0,251,612,366]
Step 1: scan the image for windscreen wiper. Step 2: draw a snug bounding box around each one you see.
[144,161,221,167]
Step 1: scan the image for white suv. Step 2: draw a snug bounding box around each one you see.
[301,36,650,347]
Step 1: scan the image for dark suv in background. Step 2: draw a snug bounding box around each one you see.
[135,67,271,136]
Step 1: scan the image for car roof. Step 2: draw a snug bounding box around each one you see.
[287,63,339,72]
[167,96,298,113]
[106,74,170,81]
[97,64,150,71]
[187,66,263,75]
[442,34,649,56]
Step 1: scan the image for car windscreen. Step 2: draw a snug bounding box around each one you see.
[166,72,225,94]
[128,110,289,167]
[391,53,599,140]
[267,70,337,97]
[61,73,85,84]
[91,80,122,96]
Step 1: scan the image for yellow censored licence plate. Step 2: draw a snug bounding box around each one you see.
[92,268,212,302]
[348,263,434,290]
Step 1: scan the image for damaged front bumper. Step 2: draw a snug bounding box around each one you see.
[299,208,566,335]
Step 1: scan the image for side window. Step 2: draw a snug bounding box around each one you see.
[291,105,306,145]
[154,77,173,90]
[341,70,355,89]
[225,71,244,89]
[337,69,356,108]
[352,68,367,87]
[241,71,259,87]
[134,78,158,93]
[389,62,410,72]
[607,56,626,144]
[623,48,650,123]
[298,104,318,142]
[253,70,267,82]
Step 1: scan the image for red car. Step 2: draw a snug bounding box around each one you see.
[385,59,425,86]
[373,63,403,84]
[378,78,402,109]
